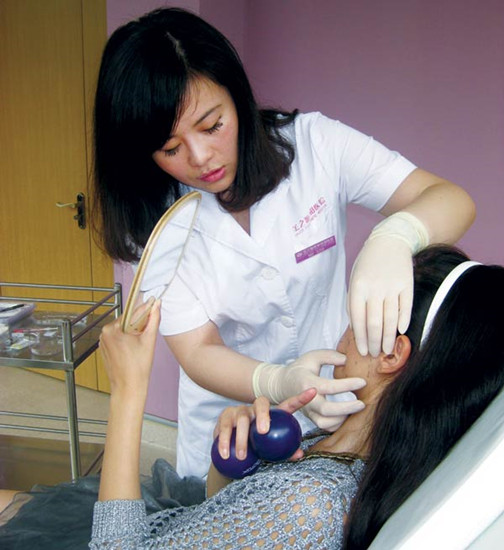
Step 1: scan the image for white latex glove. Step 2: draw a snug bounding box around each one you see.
[348,236,413,357]
[252,349,366,432]
[348,211,429,357]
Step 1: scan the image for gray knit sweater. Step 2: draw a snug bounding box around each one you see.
[90,451,364,550]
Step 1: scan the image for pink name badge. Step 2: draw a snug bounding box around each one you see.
[295,235,336,263]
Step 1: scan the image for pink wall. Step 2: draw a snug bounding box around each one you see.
[107,0,504,421]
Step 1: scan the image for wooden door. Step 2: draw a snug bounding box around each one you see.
[0,0,113,392]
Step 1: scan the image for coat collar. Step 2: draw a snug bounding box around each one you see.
[189,180,290,263]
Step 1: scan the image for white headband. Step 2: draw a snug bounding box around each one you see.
[420,261,481,348]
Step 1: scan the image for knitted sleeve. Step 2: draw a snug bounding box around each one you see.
[90,458,363,549]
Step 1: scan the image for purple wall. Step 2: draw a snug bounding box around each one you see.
[243,0,504,269]
[108,0,504,421]
[200,0,246,59]
[107,0,199,35]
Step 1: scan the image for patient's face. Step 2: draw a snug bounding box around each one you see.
[334,326,376,382]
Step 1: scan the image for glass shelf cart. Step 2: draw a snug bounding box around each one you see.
[0,282,122,480]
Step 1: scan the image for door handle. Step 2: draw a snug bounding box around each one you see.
[55,192,86,229]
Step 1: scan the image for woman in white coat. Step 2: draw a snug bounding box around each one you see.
[92,8,475,477]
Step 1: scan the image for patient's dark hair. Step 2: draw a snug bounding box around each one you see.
[344,245,504,549]
[93,7,296,262]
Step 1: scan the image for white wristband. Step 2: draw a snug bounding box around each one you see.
[367,212,429,254]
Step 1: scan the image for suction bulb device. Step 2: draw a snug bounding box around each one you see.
[211,429,261,480]
[250,409,302,462]
[211,410,302,479]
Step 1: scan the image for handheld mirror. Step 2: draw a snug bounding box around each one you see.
[121,190,201,333]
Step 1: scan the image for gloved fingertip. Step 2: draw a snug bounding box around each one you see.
[398,309,412,334]
[368,345,380,358]
[331,353,346,365]
[382,340,394,355]
[355,378,367,389]
[356,340,368,357]
[397,318,410,334]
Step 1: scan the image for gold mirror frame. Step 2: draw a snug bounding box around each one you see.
[121,190,201,333]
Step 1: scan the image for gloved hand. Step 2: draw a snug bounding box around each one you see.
[252,349,366,432]
[348,236,413,357]
[348,212,429,357]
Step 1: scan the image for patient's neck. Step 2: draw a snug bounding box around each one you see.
[310,390,383,457]
[317,408,374,457]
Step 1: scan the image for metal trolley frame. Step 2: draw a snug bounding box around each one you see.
[0,282,122,479]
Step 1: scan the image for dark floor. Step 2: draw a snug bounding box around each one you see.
[0,366,177,490]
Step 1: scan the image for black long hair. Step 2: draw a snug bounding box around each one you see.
[344,245,504,548]
[92,7,296,262]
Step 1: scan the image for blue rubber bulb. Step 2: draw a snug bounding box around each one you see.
[249,409,302,462]
[211,428,261,479]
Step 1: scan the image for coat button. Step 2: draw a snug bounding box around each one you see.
[280,316,294,328]
[261,267,276,280]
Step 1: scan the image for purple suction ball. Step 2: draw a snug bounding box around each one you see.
[211,429,261,480]
[249,409,302,462]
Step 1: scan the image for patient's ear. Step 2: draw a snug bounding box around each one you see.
[378,335,411,375]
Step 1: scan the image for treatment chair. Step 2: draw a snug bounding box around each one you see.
[368,388,504,549]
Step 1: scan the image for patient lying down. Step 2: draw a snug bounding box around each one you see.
[1,245,503,550]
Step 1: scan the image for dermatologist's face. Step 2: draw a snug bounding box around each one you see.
[152,76,239,196]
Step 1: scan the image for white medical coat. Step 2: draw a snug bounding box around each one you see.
[146,112,416,478]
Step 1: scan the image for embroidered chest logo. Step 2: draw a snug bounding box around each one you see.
[292,197,327,236]
[292,197,336,264]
